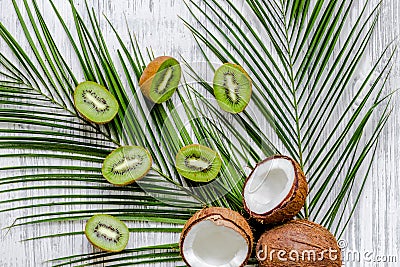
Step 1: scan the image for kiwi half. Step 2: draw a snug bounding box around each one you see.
[213,63,252,113]
[175,144,222,182]
[102,146,152,186]
[85,214,129,252]
[139,56,181,103]
[74,81,119,124]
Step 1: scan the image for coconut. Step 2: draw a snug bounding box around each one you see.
[256,220,342,266]
[180,207,253,267]
[243,155,308,224]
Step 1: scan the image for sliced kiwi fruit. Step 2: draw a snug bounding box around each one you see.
[175,144,222,182]
[85,214,129,252]
[213,63,252,113]
[139,56,181,103]
[102,146,152,186]
[74,81,119,124]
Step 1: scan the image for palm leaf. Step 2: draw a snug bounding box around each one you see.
[0,0,270,265]
[183,0,393,232]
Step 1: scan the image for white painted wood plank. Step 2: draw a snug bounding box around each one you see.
[0,0,399,266]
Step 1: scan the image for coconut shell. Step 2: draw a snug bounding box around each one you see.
[257,220,342,267]
[243,155,308,224]
[180,207,253,267]
[139,56,173,102]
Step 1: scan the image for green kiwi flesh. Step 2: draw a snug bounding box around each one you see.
[74,81,119,124]
[175,144,222,182]
[102,146,152,186]
[213,63,252,113]
[85,214,129,252]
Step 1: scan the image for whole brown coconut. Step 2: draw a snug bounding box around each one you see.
[180,207,253,267]
[243,155,308,224]
[257,220,342,267]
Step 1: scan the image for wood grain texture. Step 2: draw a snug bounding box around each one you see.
[0,0,399,266]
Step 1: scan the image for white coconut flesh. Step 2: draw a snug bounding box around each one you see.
[182,219,249,267]
[244,158,295,214]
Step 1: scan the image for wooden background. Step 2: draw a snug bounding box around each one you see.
[0,0,399,266]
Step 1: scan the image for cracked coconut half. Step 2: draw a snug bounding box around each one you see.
[180,207,253,267]
[243,155,308,224]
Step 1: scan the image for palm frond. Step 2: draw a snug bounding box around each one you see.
[49,243,181,267]
[183,0,394,230]
[0,0,273,265]
[0,0,394,266]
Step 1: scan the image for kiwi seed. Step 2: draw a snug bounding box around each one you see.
[85,214,129,252]
[175,144,222,182]
[102,146,152,186]
[139,56,182,103]
[213,63,252,113]
[73,81,119,124]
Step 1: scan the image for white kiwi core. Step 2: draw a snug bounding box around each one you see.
[182,219,248,267]
[96,224,120,240]
[187,157,210,170]
[243,158,295,214]
[113,158,141,173]
[85,91,107,111]
[224,73,240,102]
[157,67,174,93]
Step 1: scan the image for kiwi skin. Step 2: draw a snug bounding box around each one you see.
[101,146,153,186]
[73,81,119,124]
[213,63,252,114]
[139,56,181,103]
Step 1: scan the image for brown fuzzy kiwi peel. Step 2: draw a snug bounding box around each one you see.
[180,207,254,267]
[257,219,342,267]
[243,155,308,224]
